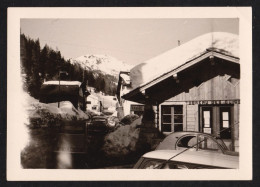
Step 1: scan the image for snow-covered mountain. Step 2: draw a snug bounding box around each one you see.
[71,55,132,77]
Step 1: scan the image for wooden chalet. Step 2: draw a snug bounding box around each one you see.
[122,32,240,151]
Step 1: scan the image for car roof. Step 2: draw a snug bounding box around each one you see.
[166,131,217,137]
[156,131,219,150]
[142,149,239,169]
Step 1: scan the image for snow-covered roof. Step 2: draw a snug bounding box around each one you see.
[43,81,82,87]
[130,32,239,90]
[120,73,131,85]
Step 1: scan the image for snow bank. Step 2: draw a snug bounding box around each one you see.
[31,101,89,120]
[28,101,89,127]
[102,115,163,160]
[130,32,239,89]
[120,114,139,125]
[102,117,142,157]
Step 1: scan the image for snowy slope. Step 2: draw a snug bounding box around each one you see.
[130,32,239,89]
[71,54,132,77]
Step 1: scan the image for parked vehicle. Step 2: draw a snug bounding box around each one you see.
[133,149,239,169]
[156,131,239,156]
[134,131,239,169]
[107,116,119,127]
[87,115,109,134]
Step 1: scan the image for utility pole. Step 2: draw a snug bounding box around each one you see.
[58,71,60,108]
[83,68,86,111]
[58,59,61,108]
[58,71,68,108]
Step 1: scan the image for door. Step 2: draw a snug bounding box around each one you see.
[199,105,232,139]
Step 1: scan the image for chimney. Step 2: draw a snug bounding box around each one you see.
[178,40,181,46]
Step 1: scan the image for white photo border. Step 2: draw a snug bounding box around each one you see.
[7,7,252,181]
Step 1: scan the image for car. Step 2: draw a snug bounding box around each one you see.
[87,115,109,134]
[133,131,239,169]
[133,149,239,169]
[156,131,239,156]
[107,116,118,127]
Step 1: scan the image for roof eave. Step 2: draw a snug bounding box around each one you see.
[122,51,239,101]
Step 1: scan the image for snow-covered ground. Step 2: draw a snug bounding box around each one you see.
[85,88,118,114]
[99,95,117,108]
[23,92,89,129]
[29,101,89,124]
[71,54,133,77]
[130,32,239,89]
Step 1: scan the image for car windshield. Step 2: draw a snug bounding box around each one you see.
[176,134,227,153]
[176,136,197,148]
[140,159,189,169]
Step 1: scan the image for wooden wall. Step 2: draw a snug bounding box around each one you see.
[234,103,240,152]
[166,75,240,102]
[160,73,240,142]
[142,57,240,151]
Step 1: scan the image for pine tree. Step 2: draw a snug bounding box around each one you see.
[20,33,119,99]
[39,45,49,81]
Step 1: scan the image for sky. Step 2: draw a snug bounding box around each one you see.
[20,18,238,66]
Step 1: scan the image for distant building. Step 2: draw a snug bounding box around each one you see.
[116,71,144,119]
[122,32,240,152]
[39,80,85,110]
[86,94,101,112]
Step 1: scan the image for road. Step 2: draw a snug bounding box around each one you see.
[21,120,118,169]
[53,121,109,169]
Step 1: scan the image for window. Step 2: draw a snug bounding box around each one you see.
[203,111,210,127]
[161,105,183,133]
[220,107,231,139]
[201,107,212,134]
[130,105,144,116]
[176,135,197,149]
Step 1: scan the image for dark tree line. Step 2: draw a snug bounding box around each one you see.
[20,34,117,99]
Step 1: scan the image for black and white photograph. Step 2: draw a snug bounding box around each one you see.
[7,7,252,180]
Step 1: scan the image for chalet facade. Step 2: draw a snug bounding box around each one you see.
[122,32,240,151]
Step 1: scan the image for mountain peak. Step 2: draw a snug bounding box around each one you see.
[72,54,132,76]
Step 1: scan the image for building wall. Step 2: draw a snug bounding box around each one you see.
[165,75,240,102]
[86,95,100,111]
[122,99,142,116]
[118,83,144,117]
[159,74,240,151]
[233,103,240,152]
[186,104,199,132]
